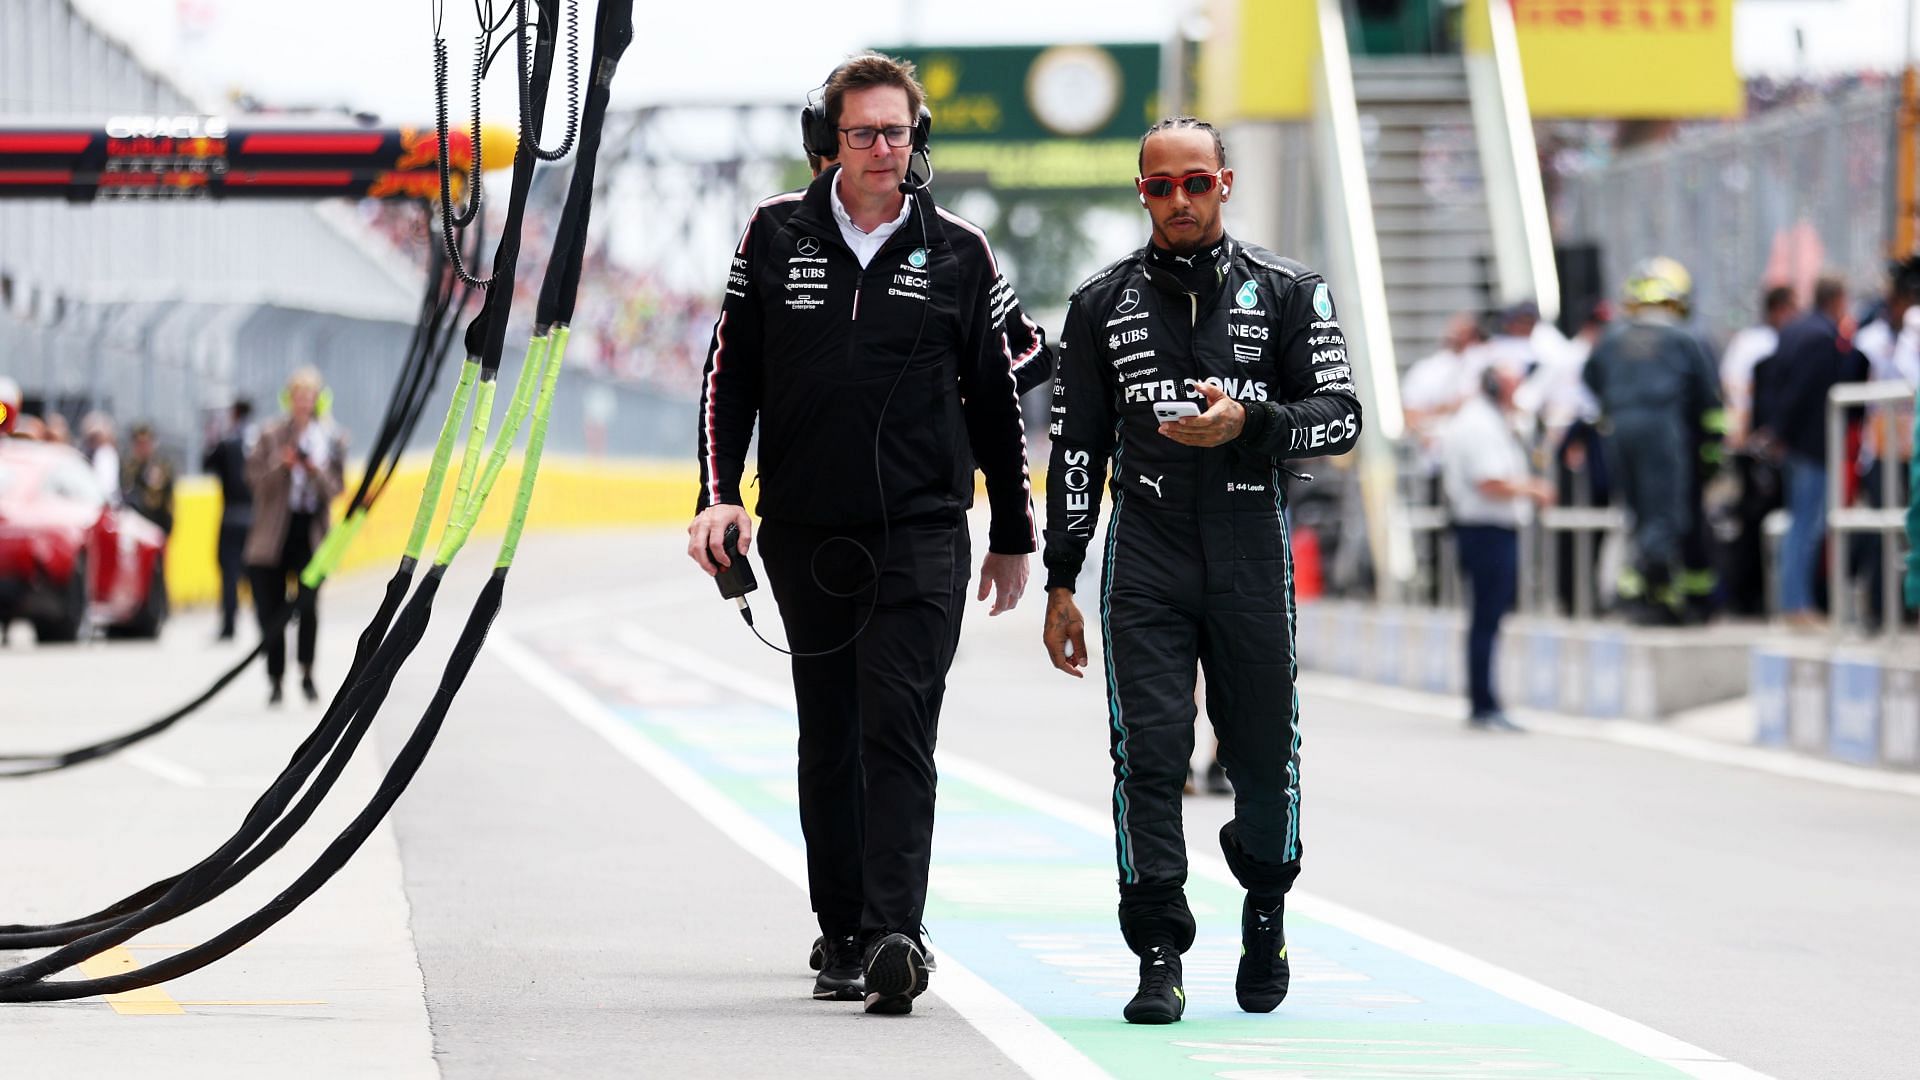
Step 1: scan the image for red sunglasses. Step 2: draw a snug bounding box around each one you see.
[1137,171,1224,199]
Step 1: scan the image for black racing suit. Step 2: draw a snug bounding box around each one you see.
[1043,237,1362,954]
[695,167,1042,947]
[1582,313,1722,615]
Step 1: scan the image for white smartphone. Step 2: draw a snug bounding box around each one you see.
[1152,400,1202,422]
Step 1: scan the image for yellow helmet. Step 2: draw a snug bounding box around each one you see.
[1624,256,1692,311]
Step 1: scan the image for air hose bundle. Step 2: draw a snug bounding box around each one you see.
[0,0,633,1001]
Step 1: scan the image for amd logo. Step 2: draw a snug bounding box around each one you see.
[106,115,230,140]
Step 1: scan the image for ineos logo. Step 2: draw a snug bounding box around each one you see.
[1064,466,1090,492]
[1116,288,1140,314]
[796,236,821,257]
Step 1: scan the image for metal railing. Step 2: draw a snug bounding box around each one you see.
[1826,381,1916,639]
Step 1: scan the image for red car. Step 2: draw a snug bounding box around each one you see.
[0,438,168,642]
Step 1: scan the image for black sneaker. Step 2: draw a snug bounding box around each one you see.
[812,934,864,1001]
[861,932,929,1015]
[807,935,826,971]
[1124,945,1184,1024]
[920,923,938,973]
[1236,895,1290,1013]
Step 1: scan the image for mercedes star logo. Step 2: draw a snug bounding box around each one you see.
[1117,288,1140,314]
[796,236,821,257]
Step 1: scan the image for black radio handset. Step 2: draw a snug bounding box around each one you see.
[714,522,759,611]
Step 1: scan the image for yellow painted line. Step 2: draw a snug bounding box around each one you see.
[74,946,185,1015]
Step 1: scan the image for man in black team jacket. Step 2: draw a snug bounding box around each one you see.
[689,54,1040,1017]
[1041,117,1362,1025]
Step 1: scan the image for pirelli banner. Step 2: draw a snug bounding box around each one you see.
[1498,0,1741,118]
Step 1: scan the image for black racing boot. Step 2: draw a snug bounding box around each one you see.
[1123,945,1185,1024]
[812,934,864,1001]
[862,932,930,1015]
[1236,894,1290,1013]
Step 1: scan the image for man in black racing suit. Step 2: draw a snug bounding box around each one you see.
[1041,117,1362,1025]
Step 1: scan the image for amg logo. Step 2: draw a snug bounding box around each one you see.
[1105,311,1148,327]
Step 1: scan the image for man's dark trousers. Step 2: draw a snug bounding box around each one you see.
[1454,523,1519,717]
[758,516,970,947]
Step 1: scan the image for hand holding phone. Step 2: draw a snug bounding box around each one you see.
[1152,400,1202,423]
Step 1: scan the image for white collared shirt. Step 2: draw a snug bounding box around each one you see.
[830,173,911,268]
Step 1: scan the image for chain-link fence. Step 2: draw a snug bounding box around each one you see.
[1557,85,1901,341]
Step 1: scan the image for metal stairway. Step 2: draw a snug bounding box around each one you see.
[1350,55,1497,368]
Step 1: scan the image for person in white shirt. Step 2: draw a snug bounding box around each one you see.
[1440,366,1552,730]
[1847,258,1920,622]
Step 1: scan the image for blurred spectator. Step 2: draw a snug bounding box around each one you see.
[203,399,256,641]
[1908,382,1920,610]
[1847,259,1919,624]
[1403,313,1488,603]
[1546,302,1613,615]
[121,422,176,535]
[1440,366,1551,731]
[246,369,346,706]
[1753,274,1870,628]
[1720,287,1799,617]
[1722,286,1799,450]
[81,411,120,504]
[44,412,72,448]
[1584,257,1723,625]
[1483,299,1571,387]
[1402,313,1487,436]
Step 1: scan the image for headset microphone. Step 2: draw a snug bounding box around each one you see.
[898,148,934,194]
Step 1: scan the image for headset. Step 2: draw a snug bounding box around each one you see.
[800,63,932,162]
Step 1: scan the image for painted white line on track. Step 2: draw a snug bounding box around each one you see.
[124,751,208,788]
[595,623,1773,1080]
[488,629,1110,1080]
[1303,673,1920,799]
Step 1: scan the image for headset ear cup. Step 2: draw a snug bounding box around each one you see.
[913,106,932,154]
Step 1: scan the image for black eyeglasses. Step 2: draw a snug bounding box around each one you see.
[1137,171,1223,199]
[839,125,915,150]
